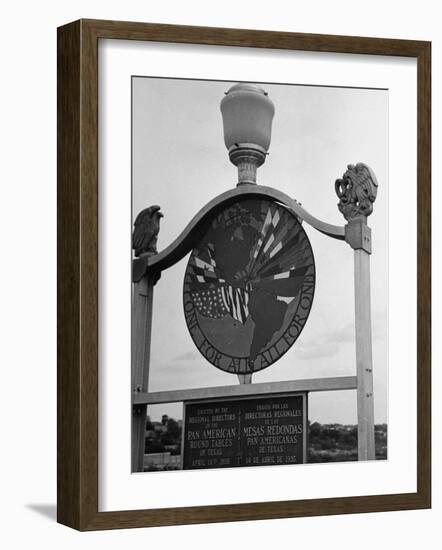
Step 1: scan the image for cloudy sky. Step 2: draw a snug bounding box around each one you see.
[132,76,388,425]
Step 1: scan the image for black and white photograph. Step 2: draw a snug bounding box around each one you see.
[131,76,388,473]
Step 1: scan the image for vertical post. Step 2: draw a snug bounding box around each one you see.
[237,374,252,384]
[353,246,375,460]
[335,163,378,462]
[131,205,163,472]
[132,274,154,472]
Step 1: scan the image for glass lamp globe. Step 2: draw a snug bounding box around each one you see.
[221,83,275,151]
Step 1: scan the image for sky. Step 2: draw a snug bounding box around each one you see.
[132,76,388,425]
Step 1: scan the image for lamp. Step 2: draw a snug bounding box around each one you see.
[220,83,275,185]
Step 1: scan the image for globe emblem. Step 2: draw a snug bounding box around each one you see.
[183,198,315,375]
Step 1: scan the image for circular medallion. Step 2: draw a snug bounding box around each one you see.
[183,198,315,375]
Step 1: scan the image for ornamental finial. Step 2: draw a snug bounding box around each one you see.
[335,163,378,221]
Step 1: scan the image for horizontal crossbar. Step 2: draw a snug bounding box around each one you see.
[133,376,357,405]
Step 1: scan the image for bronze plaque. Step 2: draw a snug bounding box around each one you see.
[183,394,305,470]
[183,198,315,375]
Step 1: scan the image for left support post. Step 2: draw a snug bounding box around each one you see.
[131,274,154,472]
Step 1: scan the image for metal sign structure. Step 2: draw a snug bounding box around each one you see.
[131,83,378,472]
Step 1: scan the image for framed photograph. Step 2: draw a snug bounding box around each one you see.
[57,19,431,530]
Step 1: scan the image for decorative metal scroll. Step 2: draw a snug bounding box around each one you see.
[132,184,345,282]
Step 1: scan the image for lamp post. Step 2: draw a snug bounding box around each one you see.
[220,84,275,384]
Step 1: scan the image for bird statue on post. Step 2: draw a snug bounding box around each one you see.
[132,205,164,257]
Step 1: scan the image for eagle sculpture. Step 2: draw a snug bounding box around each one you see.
[132,205,163,257]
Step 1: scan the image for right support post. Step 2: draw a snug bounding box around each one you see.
[353,240,375,460]
[335,162,379,462]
